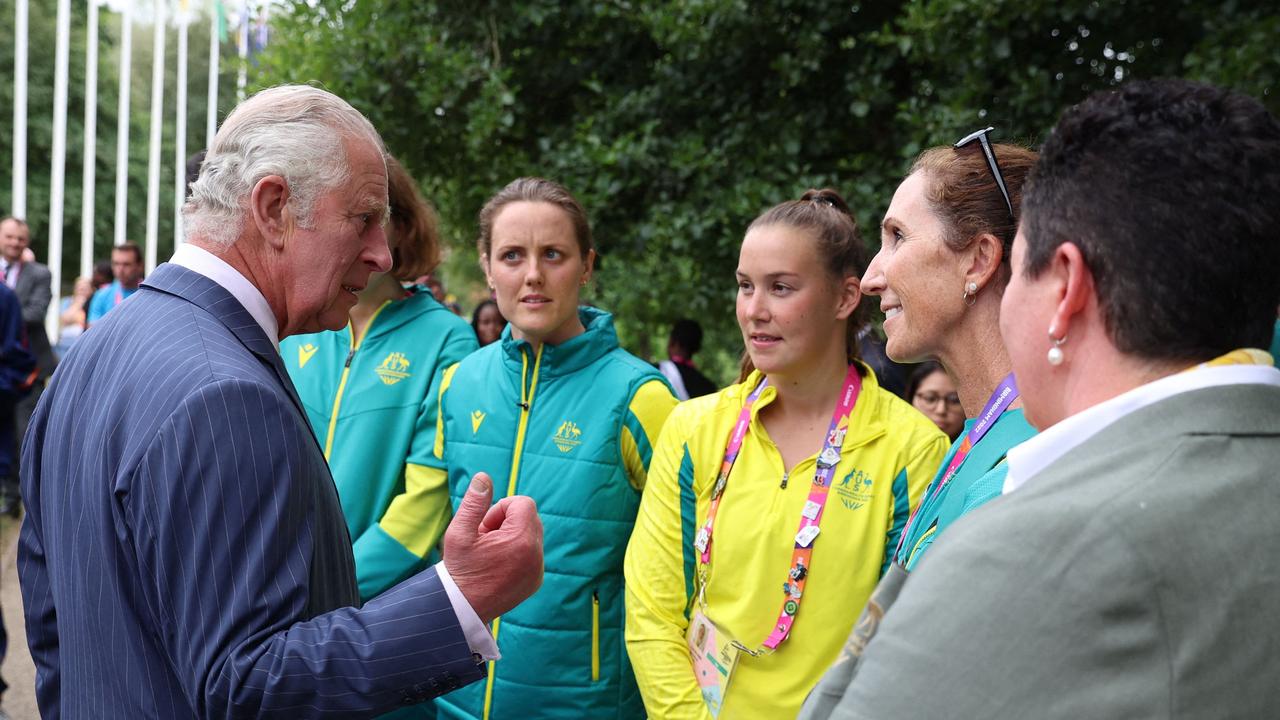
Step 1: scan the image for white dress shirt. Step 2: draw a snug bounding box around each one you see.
[167,244,500,660]
[1003,363,1280,495]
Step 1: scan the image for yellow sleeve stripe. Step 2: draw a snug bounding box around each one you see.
[379,463,452,558]
[433,363,461,461]
[620,379,678,491]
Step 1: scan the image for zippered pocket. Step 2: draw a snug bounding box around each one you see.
[591,590,601,682]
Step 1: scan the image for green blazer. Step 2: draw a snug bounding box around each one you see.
[804,381,1280,719]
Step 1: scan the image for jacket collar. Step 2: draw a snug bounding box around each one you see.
[142,263,280,362]
[732,362,888,450]
[499,306,619,379]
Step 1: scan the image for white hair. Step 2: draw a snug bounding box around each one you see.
[183,84,385,249]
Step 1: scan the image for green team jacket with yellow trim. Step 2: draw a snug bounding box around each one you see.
[282,289,478,603]
[623,366,949,720]
[433,307,677,720]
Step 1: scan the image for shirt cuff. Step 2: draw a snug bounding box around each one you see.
[436,562,501,661]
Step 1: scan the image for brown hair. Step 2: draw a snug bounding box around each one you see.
[386,155,442,281]
[738,188,871,382]
[112,242,143,264]
[909,142,1038,284]
[476,177,593,260]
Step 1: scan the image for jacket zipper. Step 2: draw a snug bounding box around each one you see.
[591,590,601,682]
[322,300,392,460]
[482,344,544,720]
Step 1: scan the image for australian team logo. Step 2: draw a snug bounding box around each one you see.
[471,410,486,434]
[375,352,411,385]
[552,420,583,452]
[836,468,874,510]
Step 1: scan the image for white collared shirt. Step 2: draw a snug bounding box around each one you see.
[169,243,281,351]
[1003,363,1280,494]
[163,245,499,661]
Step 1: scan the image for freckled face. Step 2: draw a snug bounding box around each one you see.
[736,224,853,379]
[484,201,593,347]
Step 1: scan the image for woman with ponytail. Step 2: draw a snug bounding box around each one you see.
[624,189,948,719]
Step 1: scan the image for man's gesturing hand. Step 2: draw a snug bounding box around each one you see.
[443,472,544,624]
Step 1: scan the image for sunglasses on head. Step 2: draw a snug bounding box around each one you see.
[954,126,1014,219]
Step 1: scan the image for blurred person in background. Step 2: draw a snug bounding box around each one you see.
[904,361,964,441]
[87,243,144,323]
[54,276,95,359]
[625,189,947,719]
[658,318,717,400]
[470,298,506,346]
[90,259,113,289]
[433,177,677,720]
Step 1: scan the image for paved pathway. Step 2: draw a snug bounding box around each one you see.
[1,514,37,719]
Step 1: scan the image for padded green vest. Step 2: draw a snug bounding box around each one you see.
[436,307,663,720]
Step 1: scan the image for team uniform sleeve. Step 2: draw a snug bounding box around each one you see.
[125,378,482,716]
[353,327,479,600]
[882,425,949,576]
[624,404,715,720]
[620,379,679,491]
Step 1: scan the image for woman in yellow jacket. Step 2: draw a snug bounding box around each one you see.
[624,189,949,719]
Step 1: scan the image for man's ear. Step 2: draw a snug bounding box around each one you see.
[250,175,292,251]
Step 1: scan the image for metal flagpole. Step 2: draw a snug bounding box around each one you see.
[80,0,99,278]
[206,0,221,148]
[11,0,28,218]
[144,0,167,274]
[237,0,248,102]
[47,0,71,343]
[113,1,133,247]
[174,0,188,249]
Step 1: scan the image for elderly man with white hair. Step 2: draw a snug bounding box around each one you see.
[18,85,544,718]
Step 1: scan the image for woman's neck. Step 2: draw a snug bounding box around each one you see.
[765,349,851,420]
[935,304,1019,418]
[350,273,404,341]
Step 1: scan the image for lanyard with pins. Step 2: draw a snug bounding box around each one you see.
[694,363,862,652]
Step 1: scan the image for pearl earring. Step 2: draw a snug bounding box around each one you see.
[1047,330,1067,366]
[962,281,979,307]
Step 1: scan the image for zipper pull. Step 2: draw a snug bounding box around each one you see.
[344,348,355,368]
[780,472,789,489]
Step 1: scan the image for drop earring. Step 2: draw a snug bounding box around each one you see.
[962,281,979,307]
[1047,329,1067,366]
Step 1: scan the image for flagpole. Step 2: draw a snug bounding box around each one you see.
[11,0,28,219]
[47,0,71,343]
[237,0,248,102]
[174,2,188,249]
[80,0,99,278]
[113,1,132,247]
[206,0,221,148]
[145,0,167,274]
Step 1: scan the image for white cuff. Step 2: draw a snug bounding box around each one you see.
[436,562,501,661]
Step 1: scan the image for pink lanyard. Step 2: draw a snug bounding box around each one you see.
[694,364,862,651]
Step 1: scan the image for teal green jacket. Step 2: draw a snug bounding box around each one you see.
[895,409,1037,571]
[282,289,478,602]
[433,307,677,720]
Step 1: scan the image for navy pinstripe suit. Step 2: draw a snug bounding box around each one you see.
[18,264,484,718]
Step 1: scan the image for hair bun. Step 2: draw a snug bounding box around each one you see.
[800,188,854,217]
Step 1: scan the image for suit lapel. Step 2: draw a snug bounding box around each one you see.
[141,263,309,419]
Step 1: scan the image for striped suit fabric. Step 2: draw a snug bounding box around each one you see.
[18,263,484,718]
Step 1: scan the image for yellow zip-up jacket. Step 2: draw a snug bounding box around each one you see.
[624,367,948,719]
